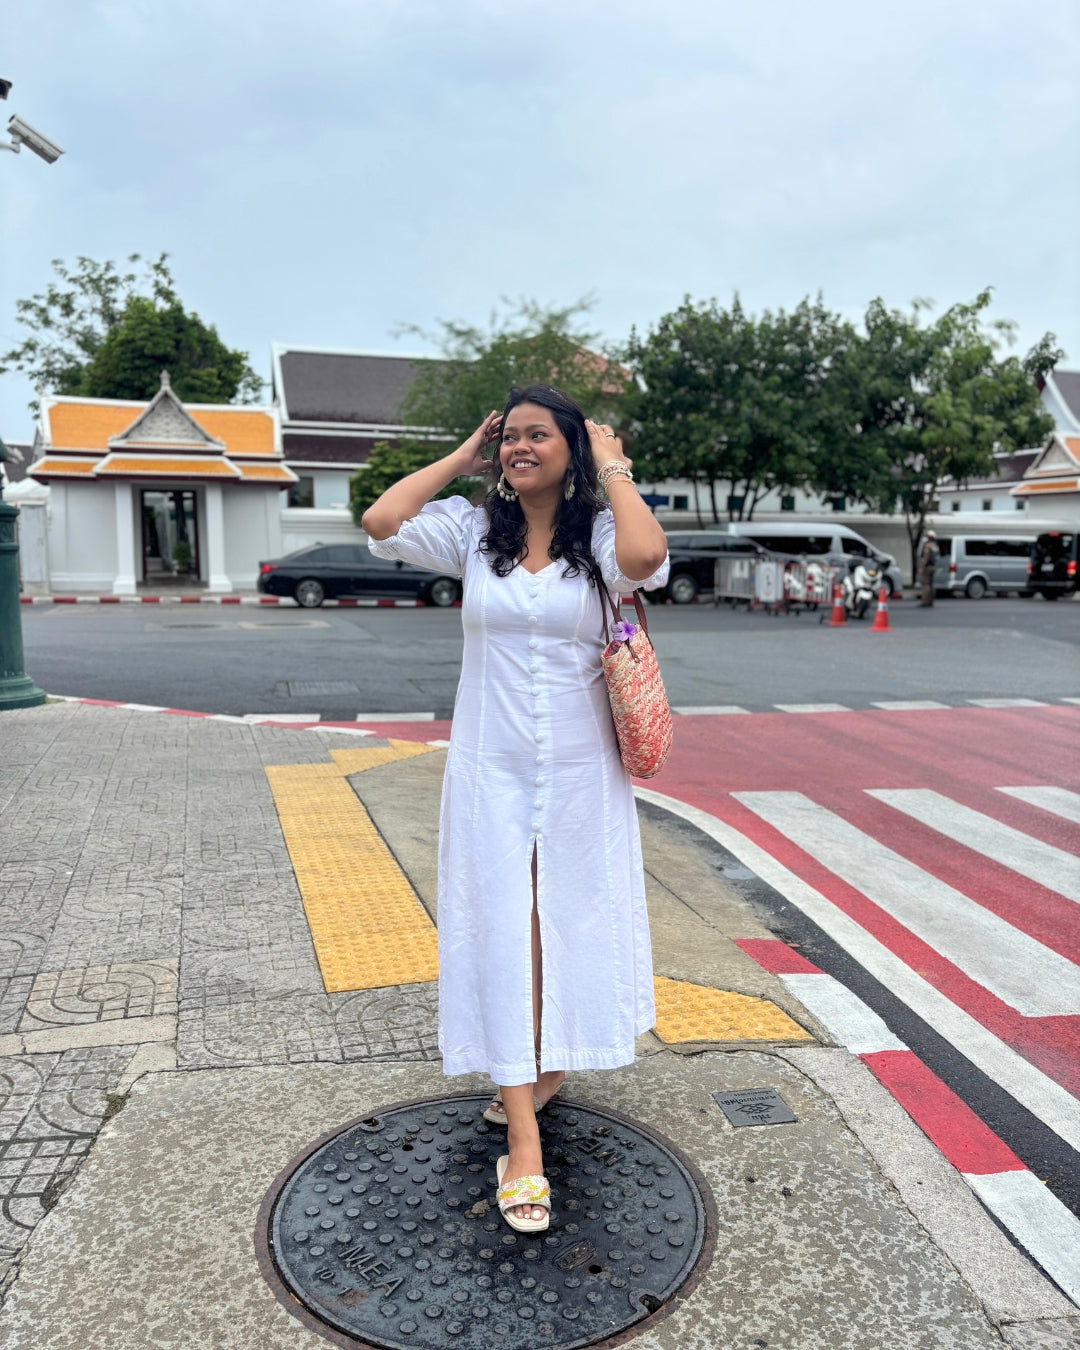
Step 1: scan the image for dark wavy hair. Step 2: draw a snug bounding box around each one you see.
[478,383,606,581]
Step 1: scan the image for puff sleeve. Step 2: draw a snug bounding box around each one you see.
[367,496,480,577]
[591,509,669,593]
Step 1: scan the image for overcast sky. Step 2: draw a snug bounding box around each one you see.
[2,0,1077,434]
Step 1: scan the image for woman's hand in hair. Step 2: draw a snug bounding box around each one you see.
[585,420,632,473]
[361,410,501,540]
[452,411,503,475]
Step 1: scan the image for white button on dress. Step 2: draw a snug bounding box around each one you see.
[368,496,669,1087]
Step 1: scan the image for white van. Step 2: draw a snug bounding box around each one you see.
[931,535,1035,598]
[725,522,904,595]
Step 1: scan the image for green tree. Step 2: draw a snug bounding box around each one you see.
[349,440,478,523]
[0,253,263,406]
[627,295,846,522]
[399,299,629,438]
[816,292,1061,568]
[350,300,630,523]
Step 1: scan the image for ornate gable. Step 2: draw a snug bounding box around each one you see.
[1025,435,1080,477]
[109,372,225,452]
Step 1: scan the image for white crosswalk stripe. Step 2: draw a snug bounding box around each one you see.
[998,785,1080,826]
[672,705,750,715]
[868,789,1080,905]
[773,703,850,713]
[967,698,1047,708]
[733,791,1080,1017]
[870,700,949,711]
[779,973,906,1053]
[635,786,1080,1156]
[962,1172,1080,1307]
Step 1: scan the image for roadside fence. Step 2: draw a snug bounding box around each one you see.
[714,556,838,615]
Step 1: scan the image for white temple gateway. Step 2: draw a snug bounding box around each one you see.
[28,373,296,593]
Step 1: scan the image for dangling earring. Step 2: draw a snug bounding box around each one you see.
[496,473,519,502]
[563,475,576,501]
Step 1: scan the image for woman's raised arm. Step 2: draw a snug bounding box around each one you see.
[361,411,501,540]
[585,421,668,581]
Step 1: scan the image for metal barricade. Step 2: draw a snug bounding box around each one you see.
[782,560,834,610]
[713,555,756,606]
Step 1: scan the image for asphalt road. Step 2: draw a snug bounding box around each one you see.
[21,595,1080,717]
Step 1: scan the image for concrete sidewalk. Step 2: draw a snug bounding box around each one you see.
[0,702,1076,1349]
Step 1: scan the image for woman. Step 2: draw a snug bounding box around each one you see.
[362,384,669,1230]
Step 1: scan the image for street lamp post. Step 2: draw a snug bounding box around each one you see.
[0,79,60,710]
[0,445,45,709]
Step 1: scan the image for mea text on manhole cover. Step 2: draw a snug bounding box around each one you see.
[256,1094,715,1350]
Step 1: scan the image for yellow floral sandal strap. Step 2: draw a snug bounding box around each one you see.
[497,1174,551,1214]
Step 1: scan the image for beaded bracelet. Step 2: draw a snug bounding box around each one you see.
[597,461,634,490]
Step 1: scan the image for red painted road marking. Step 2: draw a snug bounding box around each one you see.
[860,1049,1027,1175]
[734,938,822,975]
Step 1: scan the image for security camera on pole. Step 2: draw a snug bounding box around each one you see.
[0,79,57,710]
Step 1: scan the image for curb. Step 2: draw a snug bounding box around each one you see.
[737,938,1080,1307]
[21,594,429,607]
[20,593,640,608]
[44,695,452,744]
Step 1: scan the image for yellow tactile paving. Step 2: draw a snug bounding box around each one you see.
[652,975,813,1045]
[265,740,440,993]
[331,741,436,774]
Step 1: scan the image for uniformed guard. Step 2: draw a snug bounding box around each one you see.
[918,530,940,607]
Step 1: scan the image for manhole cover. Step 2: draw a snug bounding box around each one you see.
[256,1094,714,1349]
[282,680,362,697]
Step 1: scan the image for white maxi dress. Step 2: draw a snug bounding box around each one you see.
[369,497,670,1086]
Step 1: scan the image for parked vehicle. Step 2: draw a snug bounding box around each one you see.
[724,522,904,597]
[840,556,883,619]
[656,531,767,604]
[931,535,1036,598]
[1028,531,1078,600]
[256,543,462,608]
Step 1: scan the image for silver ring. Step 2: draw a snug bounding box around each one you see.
[604,432,616,438]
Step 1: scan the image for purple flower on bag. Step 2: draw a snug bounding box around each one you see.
[611,620,638,644]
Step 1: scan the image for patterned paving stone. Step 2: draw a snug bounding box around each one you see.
[41,879,183,972]
[0,934,48,983]
[0,981,33,1037]
[0,1045,138,1262]
[333,982,440,1062]
[19,960,178,1032]
[177,988,342,1069]
[0,1057,58,1142]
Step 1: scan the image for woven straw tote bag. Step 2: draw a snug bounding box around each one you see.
[599,584,673,778]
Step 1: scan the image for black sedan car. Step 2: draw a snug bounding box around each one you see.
[653,531,767,603]
[257,544,461,608]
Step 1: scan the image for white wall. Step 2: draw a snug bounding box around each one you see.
[49,480,119,591]
[222,484,285,589]
[14,499,49,594]
[1020,495,1080,525]
[279,506,366,555]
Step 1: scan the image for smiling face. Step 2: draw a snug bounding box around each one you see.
[499,402,571,495]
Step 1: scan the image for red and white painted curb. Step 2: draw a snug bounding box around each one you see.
[21,594,428,607]
[21,592,639,607]
[737,937,1080,1305]
[45,695,453,744]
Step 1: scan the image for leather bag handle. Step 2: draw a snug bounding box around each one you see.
[599,582,653,656]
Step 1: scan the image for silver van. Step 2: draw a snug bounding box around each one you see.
[726,522,905,596]
[932,536,1035,598]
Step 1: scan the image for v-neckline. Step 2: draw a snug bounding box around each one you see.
[518,560,557,578]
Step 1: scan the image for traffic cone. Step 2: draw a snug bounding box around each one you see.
[870,586,891,632]
[828,583,847,626]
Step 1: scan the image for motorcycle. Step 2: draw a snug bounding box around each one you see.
[841,558,882,619]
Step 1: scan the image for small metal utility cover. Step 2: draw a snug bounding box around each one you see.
[282,680,361,696]
[258,1094,714,1350]
[713,1088,797,1128]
